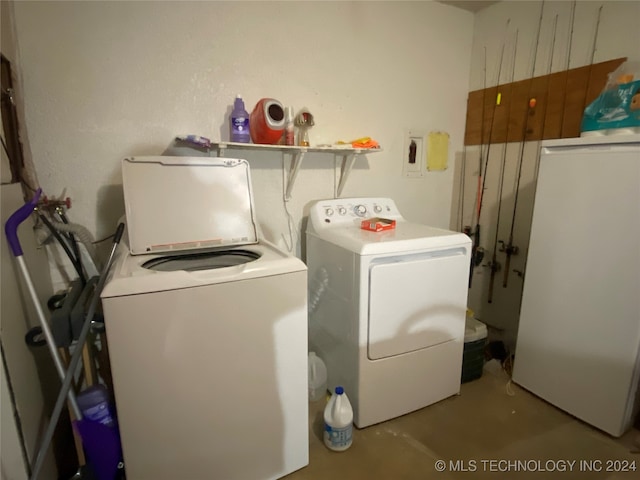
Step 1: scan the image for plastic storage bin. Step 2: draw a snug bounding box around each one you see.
[462,317,487,383]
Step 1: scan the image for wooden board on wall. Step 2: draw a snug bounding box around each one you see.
[561,65,591,138]
[542,71,567,139]
[506,78,530,143]
[464,57,627,145]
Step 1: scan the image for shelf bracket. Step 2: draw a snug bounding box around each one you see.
[202,142,376,199]
[210,142,228,157]
[284,149,306,200]
[335,153,358,198]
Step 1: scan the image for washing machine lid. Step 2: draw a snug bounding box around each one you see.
[122,156,258,255]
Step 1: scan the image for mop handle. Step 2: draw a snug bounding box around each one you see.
[5,188,42,256]
[5,188,82,417]
[29,222,125,480]
[50,221,124,424]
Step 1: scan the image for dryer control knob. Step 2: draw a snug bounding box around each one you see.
[325,208,334,216]
[354,205,367,217]
[373,205,382,213]
[338,207,347,216]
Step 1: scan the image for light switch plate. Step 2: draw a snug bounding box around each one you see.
[403,130,426,178]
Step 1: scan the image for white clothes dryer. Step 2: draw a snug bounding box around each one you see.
[306,197,471,428]
[101,157,308,480]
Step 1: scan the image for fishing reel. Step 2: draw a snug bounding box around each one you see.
[473,247,485,267]
[498,240,519,256]
[465,226,486,267]
[483,259,501,273]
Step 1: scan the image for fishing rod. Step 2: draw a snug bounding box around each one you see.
[467,46,487,287]
[534,3,600,186]
[581,5,604,119]
[501,3,552,289]
[476,47,488,226]
[458,146,467,233]
[557,0,577,137]
[470,19,510,287]
[590,6,603,65]
[515,5,603,288]
[459,49,486,240]
[487,29,519,304]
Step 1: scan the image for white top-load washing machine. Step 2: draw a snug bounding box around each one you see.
[101,157,308,480]
[306,197,471,428]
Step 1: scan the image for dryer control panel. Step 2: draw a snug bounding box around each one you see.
[309,197,402,230]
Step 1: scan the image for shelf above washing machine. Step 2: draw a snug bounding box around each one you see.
[207,141,382,200]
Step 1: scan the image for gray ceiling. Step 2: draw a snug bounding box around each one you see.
[439,1,499,13]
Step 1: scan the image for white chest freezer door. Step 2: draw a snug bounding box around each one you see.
[513,138,640,437]
[367,248,469,360]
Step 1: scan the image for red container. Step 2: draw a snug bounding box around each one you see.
[249,98,285,144]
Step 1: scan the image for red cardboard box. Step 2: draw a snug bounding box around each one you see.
[361,217,396,232]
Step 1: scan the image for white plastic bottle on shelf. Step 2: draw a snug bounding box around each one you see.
[323,386,353,452]
[308,352,327,402]
[284,106,295,146]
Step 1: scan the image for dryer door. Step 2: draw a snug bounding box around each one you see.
[367,248,468,360]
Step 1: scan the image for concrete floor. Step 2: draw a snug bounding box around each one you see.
[286,361,640,479]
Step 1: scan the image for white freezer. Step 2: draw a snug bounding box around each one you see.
[512,134,640,437]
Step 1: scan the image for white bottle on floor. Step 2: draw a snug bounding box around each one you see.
[308,352,328,402]
[323,386,353,452]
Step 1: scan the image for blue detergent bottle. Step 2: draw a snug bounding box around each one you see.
[230,94,251,143]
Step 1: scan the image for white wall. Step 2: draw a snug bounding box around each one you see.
[1,3,58,477]
[11,0,639,348]
[12,0,474,264]
[453,0,640,349]
[470,0,640,89]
